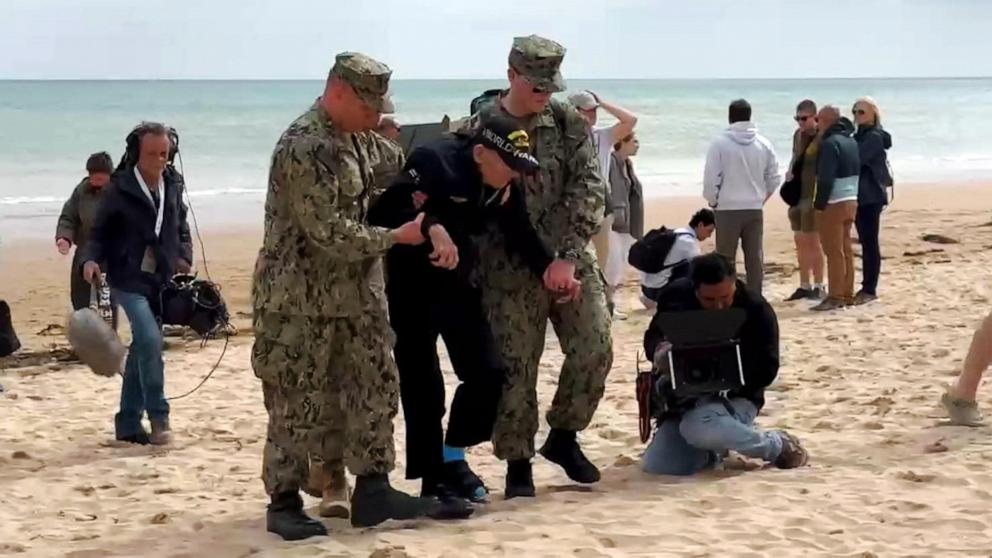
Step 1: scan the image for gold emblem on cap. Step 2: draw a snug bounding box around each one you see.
[507,130,530,150]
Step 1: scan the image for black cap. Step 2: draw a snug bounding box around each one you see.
[474,114,541,174]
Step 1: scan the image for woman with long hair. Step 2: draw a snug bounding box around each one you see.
[852,96,893,304]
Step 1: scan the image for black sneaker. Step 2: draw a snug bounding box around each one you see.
[785,288,812,301]
[420,480,475,519]
[808,287,826,300]
[852,291,878,305]
[505,459,535,500]
[538,429,600,484]
[442,460,488,503]
[266,491,328,541]
[116,429,151,445]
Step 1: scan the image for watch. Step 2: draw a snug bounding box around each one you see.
[557,248,581,262]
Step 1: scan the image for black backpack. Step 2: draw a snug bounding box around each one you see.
[628,227,690,273]
[0,300,21,358]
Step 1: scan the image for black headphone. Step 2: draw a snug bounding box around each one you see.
[117,122,180,172]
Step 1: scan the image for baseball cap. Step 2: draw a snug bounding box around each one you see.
[508,35,566,93]
[330,52,395,113]
[568,91,599,111]
[474,114,541,174]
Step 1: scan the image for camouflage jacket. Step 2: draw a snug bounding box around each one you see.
[253,102,395,318]
[365,132,406,203]
[463,93,605,257]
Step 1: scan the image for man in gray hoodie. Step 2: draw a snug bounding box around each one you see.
[703,99,781,294]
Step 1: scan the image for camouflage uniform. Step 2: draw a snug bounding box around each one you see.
[364,132,406,309]
[252,53,400,496]
[463,36,614,461]
[305,131,406,492]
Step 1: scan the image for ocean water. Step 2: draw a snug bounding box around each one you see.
[1,78,991,223]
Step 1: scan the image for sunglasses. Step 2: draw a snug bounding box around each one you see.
[794,115,816,123]
[853,109,867,116]
[511,66,549,94]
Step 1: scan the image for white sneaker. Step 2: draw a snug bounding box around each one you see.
[941,387,984,426]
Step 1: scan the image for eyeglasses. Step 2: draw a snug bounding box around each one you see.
[794,115,815,123]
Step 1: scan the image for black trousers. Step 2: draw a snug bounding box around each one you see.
[855,203,884,295]
[386,268,506,481]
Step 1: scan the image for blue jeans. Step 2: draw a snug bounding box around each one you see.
[642,397,783,476]
[113,289,168,436]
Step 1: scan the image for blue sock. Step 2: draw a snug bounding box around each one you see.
[442,444,466,463]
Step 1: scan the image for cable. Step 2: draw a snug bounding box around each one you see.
[166,333,229,401]
[175,150,212,282]
[155,142,227,401]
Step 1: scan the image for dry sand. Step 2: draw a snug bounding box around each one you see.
[2,183,992,557]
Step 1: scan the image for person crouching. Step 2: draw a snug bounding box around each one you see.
[641,253,808,475]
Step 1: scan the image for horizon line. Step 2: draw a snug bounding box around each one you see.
[2,75,991,82]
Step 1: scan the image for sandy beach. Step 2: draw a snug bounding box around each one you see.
[3,183,992,557]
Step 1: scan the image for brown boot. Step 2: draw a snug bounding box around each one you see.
[149,418,173,446]
[318,468,351,519]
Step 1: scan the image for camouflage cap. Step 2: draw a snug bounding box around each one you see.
[330,52,395,113]
[508,35,566,92]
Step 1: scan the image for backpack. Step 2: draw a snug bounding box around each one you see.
[628,227,691,273]
[0,300,20,358]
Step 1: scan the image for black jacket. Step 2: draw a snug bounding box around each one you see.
[643,278,780,411]
[855,125,893,207]
[815,118,861,210]
[367,136,554,286]
[81,166,193,301]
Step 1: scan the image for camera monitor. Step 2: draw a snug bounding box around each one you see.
[654,309,747,397]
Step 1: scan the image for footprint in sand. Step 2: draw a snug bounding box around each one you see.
[895,471,937,483]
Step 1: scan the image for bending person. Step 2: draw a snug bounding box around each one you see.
[367,114,578,506]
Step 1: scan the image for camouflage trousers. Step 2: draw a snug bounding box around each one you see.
[480,248,614,461]
[252,310,399,495]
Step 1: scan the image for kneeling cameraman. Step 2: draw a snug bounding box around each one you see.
[641,253,808,475]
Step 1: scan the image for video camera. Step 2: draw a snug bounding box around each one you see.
[637,308,748,442]
[655,309,747,397]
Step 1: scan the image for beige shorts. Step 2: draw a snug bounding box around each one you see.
[788,205,817,233]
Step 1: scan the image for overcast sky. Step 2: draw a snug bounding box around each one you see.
[2,0,990,80]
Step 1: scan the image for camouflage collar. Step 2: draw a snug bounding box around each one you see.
[311,99,341,136]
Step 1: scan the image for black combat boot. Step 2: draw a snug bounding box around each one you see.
[352,473,472,528]
[539,428,600,484]
[442,460,489,503]
[504,459,535,499]
[420,476,475,519]
[266,491,328,541]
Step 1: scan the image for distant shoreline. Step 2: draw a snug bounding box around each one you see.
[2,76,992,83]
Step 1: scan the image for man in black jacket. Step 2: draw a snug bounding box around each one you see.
[82,122,193,446]
[812,106,861,311]
[641,253,807,475]
[367,114,579,503]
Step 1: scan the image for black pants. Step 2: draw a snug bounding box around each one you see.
[855,203,884,295]
[386,270,506,481]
